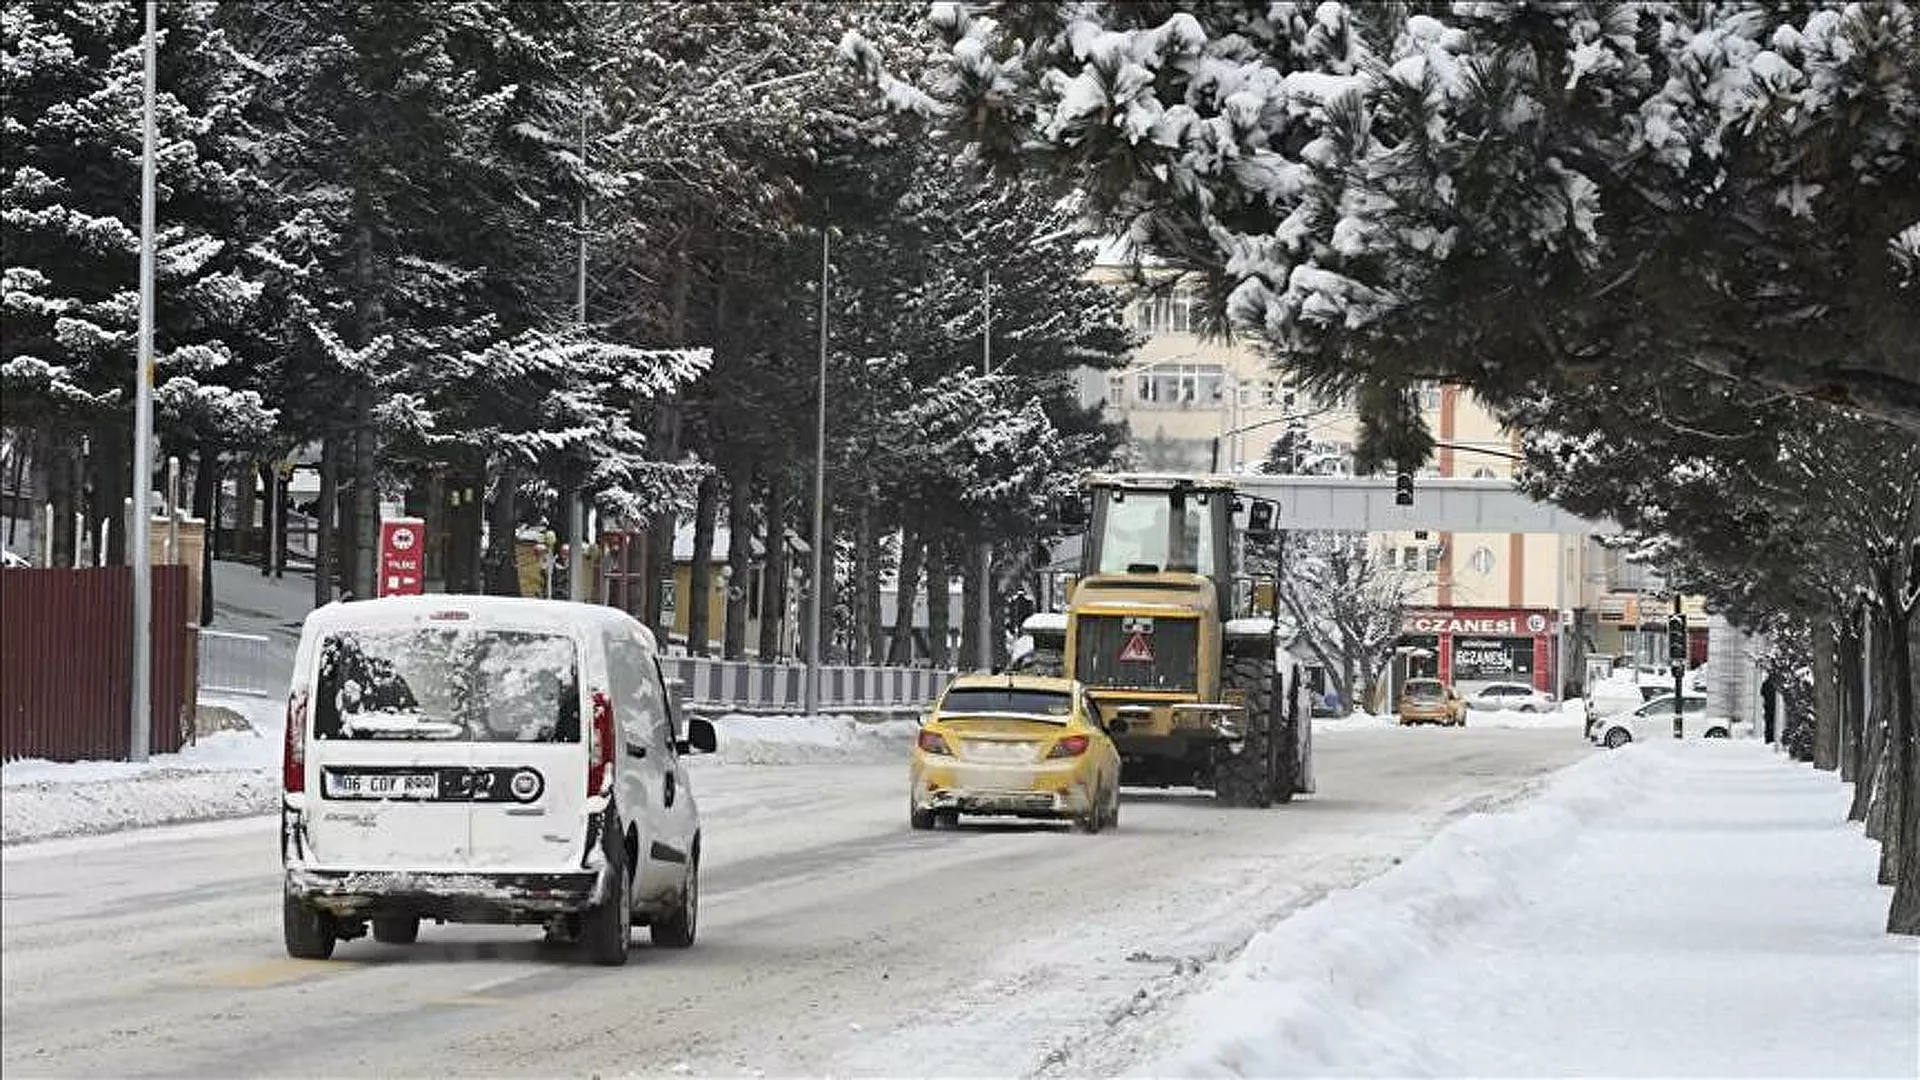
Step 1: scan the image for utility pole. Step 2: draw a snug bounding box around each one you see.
[129,0,158,762]
[977,270,994,671]
[569,105,589,602]
[805,228,829,714]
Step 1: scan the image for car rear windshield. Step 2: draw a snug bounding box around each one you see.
[939,689,1073,719]
[1404,681,1444,702]
[314,627,581,742]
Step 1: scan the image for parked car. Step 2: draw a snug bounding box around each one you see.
[910,673,1121,833]
[280,595,716,966]
[1583,679,1668,736]
[1589,693,1721,748]
[0,549,29,568]
[1466,681,1556,713]
[1398,679,1467,727]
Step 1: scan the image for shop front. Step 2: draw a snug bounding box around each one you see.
[1400,607,1558,694]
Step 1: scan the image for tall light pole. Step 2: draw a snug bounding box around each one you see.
[805,227,830,714]
[129,0,158,762]
[568,104,589,602]
[976,270,994,671]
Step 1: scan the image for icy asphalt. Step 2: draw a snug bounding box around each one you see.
[1,726,1584,1077]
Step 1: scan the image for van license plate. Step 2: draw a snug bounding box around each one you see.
[324,772,441,800]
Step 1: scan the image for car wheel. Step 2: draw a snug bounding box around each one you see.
[283,885,336,960]
[909,805,936,830]
[372,916,419,945]
[935,810,961,830]
[582,824,631,966]
[651,847,699,949]
[1603,727,1632,749]
[1107,790,1120,832]
[1519,704,1537,714]
[1704,727,1730,739]
[1073,792,1103,834]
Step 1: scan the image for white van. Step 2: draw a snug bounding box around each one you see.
[280,596,714,966]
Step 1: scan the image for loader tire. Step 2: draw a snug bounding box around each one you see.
[1215,655,1277,808]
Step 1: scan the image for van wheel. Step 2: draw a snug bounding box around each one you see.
[651,849,699,949]
[372,916,419,945]
[582,822,631,966]
[283,886,336,960]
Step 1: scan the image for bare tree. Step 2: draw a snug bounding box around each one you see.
[1277,532,1425,714]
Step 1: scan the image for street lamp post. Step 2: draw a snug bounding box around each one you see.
[805,228,830,715]
[130,0,158,762]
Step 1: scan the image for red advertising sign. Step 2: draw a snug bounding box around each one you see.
[1401,607,1554,638]
[378,517,426,597]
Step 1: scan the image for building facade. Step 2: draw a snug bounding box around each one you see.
[1083,257,1702,703]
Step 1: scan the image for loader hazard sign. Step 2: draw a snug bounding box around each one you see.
[1119,631,1154,664]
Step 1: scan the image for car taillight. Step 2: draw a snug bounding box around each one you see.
[282,692,307,793]
[589,691,616,797]
[1049,734,1090,758]
[917,730,952,756]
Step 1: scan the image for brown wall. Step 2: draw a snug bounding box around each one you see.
[1,567,193,761]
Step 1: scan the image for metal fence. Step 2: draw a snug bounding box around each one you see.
[196,629,283,698]
[1,567,193,762]
[661,656,951,713]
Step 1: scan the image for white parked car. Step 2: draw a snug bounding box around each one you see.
[281,596,715,966]
[1466,681,1556,713]
[1589,693,1725,749]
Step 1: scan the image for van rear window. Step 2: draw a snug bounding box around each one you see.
[314,628,580,742]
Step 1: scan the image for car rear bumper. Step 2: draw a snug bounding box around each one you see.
[912,764,1095,818]
[287,866,612,921]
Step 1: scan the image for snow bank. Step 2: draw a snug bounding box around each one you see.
[1136,742,1916,1077]
[700,713,918,766]
[1135,747,1659,1076]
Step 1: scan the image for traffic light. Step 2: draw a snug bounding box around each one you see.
[1395,472,1414,506]
[1667,613,1688,661]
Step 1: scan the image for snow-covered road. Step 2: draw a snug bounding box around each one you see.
[1,728,1585,1077]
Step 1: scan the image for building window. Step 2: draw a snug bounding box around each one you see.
[1403,545,1420,568]
[1472,465,1498,480]
[1107,377,1125,405]
[1468,546,1496,576]
[1425,546,1440,571]
[1382,547,1398,569]
[1131,293,1197,335]
[1419,381,1442,410]
[1134,364,1228,409]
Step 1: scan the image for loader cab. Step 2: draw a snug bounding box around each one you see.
[1082,478,1236,613]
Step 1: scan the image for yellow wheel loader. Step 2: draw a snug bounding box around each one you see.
[1016,474,1314,807]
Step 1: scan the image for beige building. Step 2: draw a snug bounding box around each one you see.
[1083,258,1699,696]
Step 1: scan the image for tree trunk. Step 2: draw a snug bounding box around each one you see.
[866,523,888,667]
[234,457,257,564]
[925,533,951,669]
[687,472,719,656]
[646,508,676,646]
[723,463,753,660]
[959,533,981,672]
[92,419,128,566]
[1841,610,1864,782]
[195,443,217,625]
[484,463,521,596]
[759,470,788,661]
[48,431,76,566]
[444,470,482,593]
[1883,568,1919,933]
[352,389,378,599]
[890,526,923,665]
[853,499,874,666]
[1853,609,1894,822]
[336,466,359,601]
[1813,620,1840,771]
[315,434,338,607]
[21,428,48,561]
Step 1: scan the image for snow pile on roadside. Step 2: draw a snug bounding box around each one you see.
[1312,709,1394,731]
[1136,742,1916,1077]
[2,694,286,846]
[1135,747,1658,1076]
[702,713,917,766]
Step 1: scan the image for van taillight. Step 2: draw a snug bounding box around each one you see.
[283,692,307,793]
[589,691,616,797]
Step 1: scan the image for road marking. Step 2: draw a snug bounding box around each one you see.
[201,958,358,988]
[427,995,506,1007]
[463,970,539,995]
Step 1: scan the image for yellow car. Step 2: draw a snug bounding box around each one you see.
[909,674,1122,833]
[1398,678,1467,726]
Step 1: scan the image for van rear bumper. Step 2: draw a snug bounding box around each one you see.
[287,867,612,921]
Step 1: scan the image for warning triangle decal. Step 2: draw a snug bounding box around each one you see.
[1118,632,1154,663]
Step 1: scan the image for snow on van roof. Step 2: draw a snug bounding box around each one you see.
[298,595,648,640]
